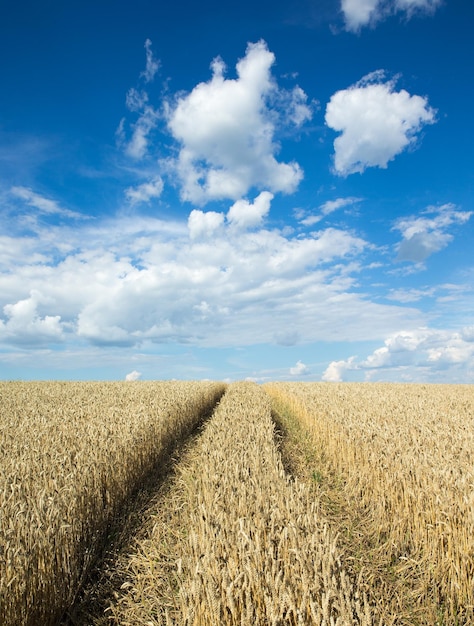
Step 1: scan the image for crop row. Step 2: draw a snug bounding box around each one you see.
[104,381,371,625]
[265,382,474,624]
[0,381,226,626]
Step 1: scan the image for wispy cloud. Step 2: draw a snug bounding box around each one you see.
[300,196,362,226]
[10,186,86,220]
[125,177,164,206]
[341,0,443,32]
[325,71,436,176]
[124,106,159,160]
[387,286,436,302]
[117,40,161,160]
[141,39,160,83]
[393,203,472,265]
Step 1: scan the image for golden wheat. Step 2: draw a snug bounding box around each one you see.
[264,382,474,625]
[0,380,226,626]
[103,382,372,625]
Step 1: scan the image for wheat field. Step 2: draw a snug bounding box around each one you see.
[99,381,371,625]
[1,380,472,625]
[264,382,474,625]
[0,380,226,626]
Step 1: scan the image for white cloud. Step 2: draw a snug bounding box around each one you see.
[394,204,472,264]
[394,0,442,16]
[300,196,362,226]
[125,369,142,381]
[11,186,62,214]
[125,105,159,159]
[363,329,425,366]
[325,72,436,175]
[341,0,379,31]
[125,177,164,206]
[188,209,224,239]
[321,196,362,216]
[0,235,47,268]
[462,327,474,342]
[140,39,160,83]
[0,209,424,353]
[300,215,322,227]
[116,40,311,201]
[323,327,474,382]
[341,0,442,31]
[274,330,300,346]
[273,85,313,127]
[387,286,436,302]
[126,88,149,113]
[0,290,64,346]
[10,186,85,219]
[119,41,161,160]
[322,356,357,382]
[227,191,273,230]
[166,41,307,204]
[289,360,310,376]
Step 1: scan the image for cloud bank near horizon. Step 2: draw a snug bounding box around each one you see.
[1,185,472,380]
[323,326,474,382]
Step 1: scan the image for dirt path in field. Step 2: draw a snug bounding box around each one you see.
[270,396,441,626]
[66,382,371,626]
[62,398,222,625]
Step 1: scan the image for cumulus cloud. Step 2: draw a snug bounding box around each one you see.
[322,356,357,382]
[341,0,443,31]
[188,209,225,239]
[125,369,142,381]
[227,191,273,230]
[116,40,311,203]
[393,204,472,264]
[0,207,424,353]
[125,177,164,206]
[0,290,64,346]
[323,327,474,382]
[325,71,436,176]
[341,0,379,31]
[166,41,308,204]
[289,360,310,376]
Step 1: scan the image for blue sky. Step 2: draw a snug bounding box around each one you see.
[1,0,473,382]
